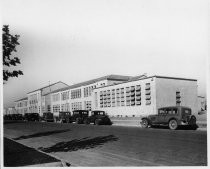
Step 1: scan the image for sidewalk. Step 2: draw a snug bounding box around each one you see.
[4,137,63,167]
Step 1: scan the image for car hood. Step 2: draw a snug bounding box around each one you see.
[142,114,157,119]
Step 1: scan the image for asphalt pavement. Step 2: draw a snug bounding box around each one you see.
[4,121,207,166]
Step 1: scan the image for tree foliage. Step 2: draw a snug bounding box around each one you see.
[2,25,23,81]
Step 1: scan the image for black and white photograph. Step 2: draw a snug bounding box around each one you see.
[1,0,208,167]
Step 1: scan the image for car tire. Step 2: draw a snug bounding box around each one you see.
[168,119,178,130]
[95,119,100,125]
[84,119,90,125]
[141,119,149,128]
[76,118,81,124]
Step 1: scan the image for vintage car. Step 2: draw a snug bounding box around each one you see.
[42,112,54,122]
[24,113,40,121]
[85,110,112,125]
[57,111,71,123]
[69,110,89,124]
[140,106,197,130]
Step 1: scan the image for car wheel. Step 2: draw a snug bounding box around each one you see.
[84,119,90,125]
[141,119,149,128]
[169,119,178,130]
[76,118,80,124]
[95,119,100,125]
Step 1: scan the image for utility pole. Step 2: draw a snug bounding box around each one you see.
[48,81,52,113]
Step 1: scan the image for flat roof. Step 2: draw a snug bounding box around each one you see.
[50,74,133,94]
[27,81,69,94]
[14,97,28,102]
[94,75,197,90]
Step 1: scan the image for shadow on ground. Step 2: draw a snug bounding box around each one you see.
[13,129,70,140]
[150,124,198,130]
[38,135,119,153]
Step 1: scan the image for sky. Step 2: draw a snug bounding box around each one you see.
[2,0,208,108]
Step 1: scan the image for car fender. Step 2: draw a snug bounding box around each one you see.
[141,117,152,125]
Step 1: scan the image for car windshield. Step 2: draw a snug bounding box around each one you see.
[92,111,105,115]
[73,112,79,115]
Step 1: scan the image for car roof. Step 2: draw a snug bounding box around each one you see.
[73,110,89,112]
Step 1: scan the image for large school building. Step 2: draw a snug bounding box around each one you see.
[92,76,198,117]
[11,74,199,117]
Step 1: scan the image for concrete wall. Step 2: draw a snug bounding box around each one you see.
[155,77,198,115]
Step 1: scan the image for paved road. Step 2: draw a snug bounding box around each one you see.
[4,122,207,166]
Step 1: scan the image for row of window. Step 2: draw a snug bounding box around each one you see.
[28,105,41,113]
[61,103,70,111]
[84,101,92,110]
[53,104,60,113]
[29,99,38,105]
[71,89,82,99]
[84,86,96,97]
[99,84,143,108]
[71,102,82,110]
[145,83,151,105]
[16,101,27,107]
[176,91,181,106]
[61,91,69,100]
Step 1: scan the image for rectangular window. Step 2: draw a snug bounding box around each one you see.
[116,89,120,106]
[120,88,124,106]
[176,91,181,106]
[145,83,151,105]
[103,91,107,107]
[112,89,116,107]
[107,90,111,107]
[100,91,103,108]
[130,86,135,106]
[126,87,130,106]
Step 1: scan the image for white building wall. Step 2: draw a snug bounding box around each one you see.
[93,76,198,117]
[14,99,28,115]
[93,77,156,117]
[155,78,198,116]
[27,90,42,115]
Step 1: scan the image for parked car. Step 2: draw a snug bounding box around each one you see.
[57,111,71,123]
[10,114,23,120]
[85,110,112,125]
[42,112,54,122]
[140,106,197,130]
[24,113,40,121]
[69,110,89,124]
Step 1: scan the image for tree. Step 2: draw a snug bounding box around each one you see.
[2,25,23,81]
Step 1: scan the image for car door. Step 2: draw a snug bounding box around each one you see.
[156,108,167,124]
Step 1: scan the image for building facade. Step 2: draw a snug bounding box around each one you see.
[27,81,69,116]
[14,97,28,115]
[50,75,135,116]
[93,76,198,117]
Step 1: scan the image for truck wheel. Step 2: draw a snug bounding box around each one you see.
[169,119,178,130]
[141,119,149,128]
